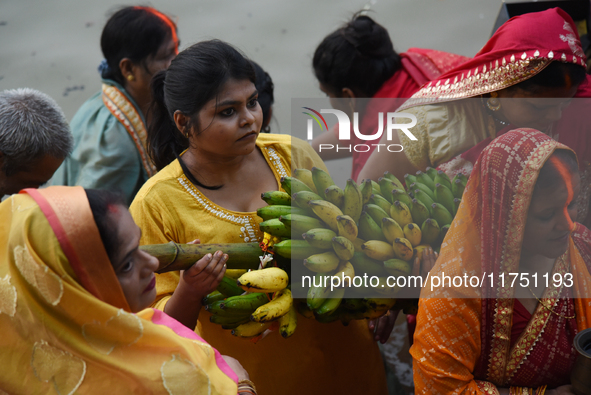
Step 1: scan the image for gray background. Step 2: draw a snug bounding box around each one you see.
[0,0,502,126]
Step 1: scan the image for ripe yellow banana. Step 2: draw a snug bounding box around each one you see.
[336,215,358,242]
[237,267,289,293]
[390,201,413,227]
[231,321,272,338]
[292,168,318,193]
[360,179,373,205]
[403,223,422,247]
[343,179,363,223]
[279,304,298,338]
[381,217,405,243]
[312,167,336,199]
[251,288,292,323]
[361,240,395,260]
[352,238,365,252]
[304,251,340,273]
[324,185,345,208]
[392,238,414,261]
[333,260,355,286]
[308,199,343,232]
[331,236,355,261]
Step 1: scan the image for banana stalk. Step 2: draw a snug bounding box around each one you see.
[140,242,262,273]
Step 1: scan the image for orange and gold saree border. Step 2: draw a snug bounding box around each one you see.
[504,252,568,382]
[102,83,157,178]
[477,380,501,394]
[487,140,558,384]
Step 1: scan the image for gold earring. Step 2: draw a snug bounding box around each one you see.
[487,91,501,111]
[127,75,134,81]
[349,101,355,115]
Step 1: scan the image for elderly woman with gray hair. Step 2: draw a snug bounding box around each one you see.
[0,88,72,197]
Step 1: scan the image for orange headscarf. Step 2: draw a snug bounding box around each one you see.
[0,186,237,394]
[411,129,591,394]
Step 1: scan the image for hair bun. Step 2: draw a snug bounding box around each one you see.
[341,15,394,59]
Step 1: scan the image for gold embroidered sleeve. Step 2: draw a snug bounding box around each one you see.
[476,381,500,394]
[398,105,431,170]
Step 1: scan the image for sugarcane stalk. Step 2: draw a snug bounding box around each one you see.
[140,242,263,273]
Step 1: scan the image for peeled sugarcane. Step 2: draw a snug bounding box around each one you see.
[140,241,263,273]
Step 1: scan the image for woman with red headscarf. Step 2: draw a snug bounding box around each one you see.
[311,13,469,181]
[358,8,591,226]
[411,129,591,394]
[53,6,179,204]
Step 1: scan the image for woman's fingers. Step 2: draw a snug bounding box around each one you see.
[412,256,421,277]
[186,238,201,245]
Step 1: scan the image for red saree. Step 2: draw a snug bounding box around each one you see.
[410,129,591,394]
[398,8,591,225]
[347,48,469,181]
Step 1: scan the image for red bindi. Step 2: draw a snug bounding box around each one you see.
[136,7,179,54]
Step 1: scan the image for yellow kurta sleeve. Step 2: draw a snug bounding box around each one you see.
[398,100,495,170]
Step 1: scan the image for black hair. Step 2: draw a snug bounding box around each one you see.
[100,6,177,86]
[535,149,579,191]
[85,189,127,265]
[313,13,401,98]
[148,40,256,176]
[512,61,587,94]
[251,61,274,133]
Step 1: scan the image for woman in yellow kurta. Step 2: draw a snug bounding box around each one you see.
[0,186,241,394]
[130,40,388,394]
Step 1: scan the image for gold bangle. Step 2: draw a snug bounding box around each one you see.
[535,385,547,395]
[238,390,256,395]
[238,379,257,394]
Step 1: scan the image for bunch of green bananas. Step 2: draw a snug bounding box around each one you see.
[203,267,298,339]
[256,166,466,327]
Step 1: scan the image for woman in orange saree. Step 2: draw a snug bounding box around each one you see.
[0,186,243,394]
[411,129,591,394]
